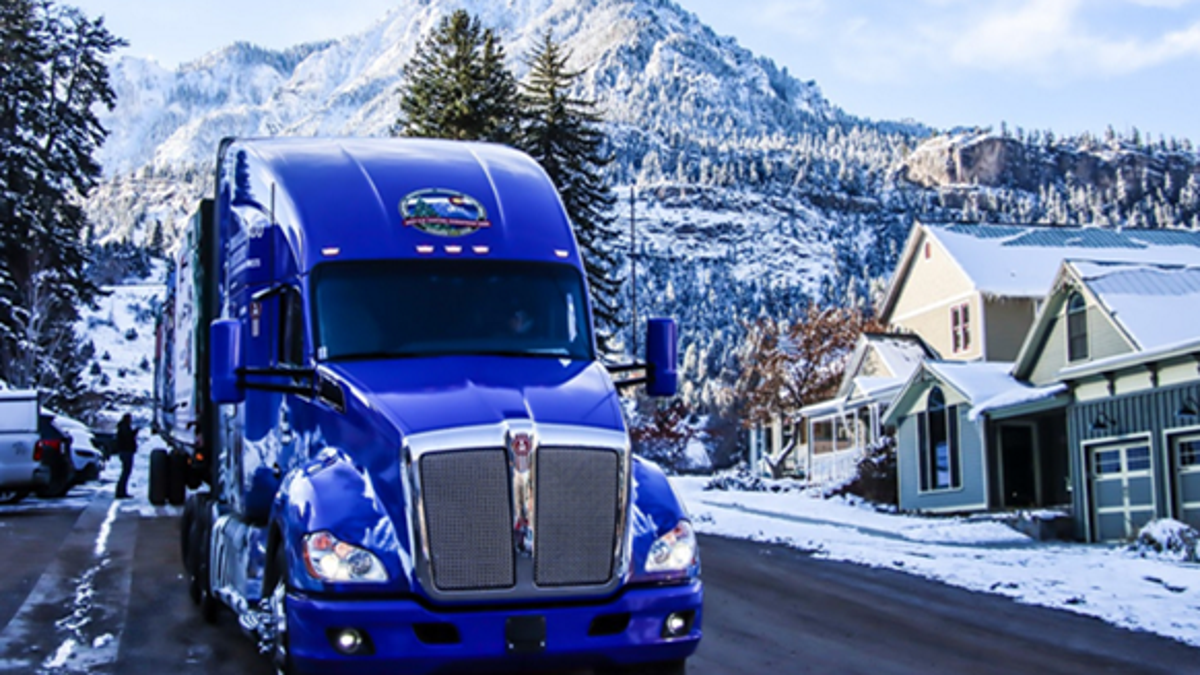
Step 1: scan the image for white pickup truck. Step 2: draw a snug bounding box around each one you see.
[0,390,50,504]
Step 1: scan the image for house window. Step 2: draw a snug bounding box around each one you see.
[918,387,961,491]
[924,241,932,259]
[835,417,855,452]
[1067,292,1088,362]
[1179,439,1200,468]
[951,303,971,353]
[812,418,835,455]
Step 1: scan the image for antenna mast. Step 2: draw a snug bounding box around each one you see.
[630,185,638,358]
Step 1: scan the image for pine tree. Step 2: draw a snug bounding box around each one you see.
[517,31,624,355]
[393,10,517,143]
[0,0,123,403]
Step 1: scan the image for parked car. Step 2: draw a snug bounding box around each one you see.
[52,415,104,483]
[0,390,50,504]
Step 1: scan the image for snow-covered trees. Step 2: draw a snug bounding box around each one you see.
[0,0,123,407]
[519,31,623,354]
[393,10,518,143]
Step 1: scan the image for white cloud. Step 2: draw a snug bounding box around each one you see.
[825,0,1200,84]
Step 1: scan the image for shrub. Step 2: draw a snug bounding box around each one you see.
[835,436,897,506]
[1131,519,1199,562]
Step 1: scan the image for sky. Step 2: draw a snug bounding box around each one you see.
[67,0,1200,143]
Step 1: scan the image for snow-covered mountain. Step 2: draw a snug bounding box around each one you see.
[88,0,1200,426]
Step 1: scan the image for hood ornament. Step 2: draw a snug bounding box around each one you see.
[508,430,536,557]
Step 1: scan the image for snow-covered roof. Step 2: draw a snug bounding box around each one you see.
[885,360,1067,425]
[926,361,1067,420]
[927,223,1200,298]
[1073,260,1200,351]
[869,334,930,379]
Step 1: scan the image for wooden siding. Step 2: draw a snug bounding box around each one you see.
[894,296,982,363]
[860,349,890,378]
[889,231,974,322]
[1068,382,1200,541]
[984,297,1036,362]
[898,405,988,513]
[1029,302,1134,386]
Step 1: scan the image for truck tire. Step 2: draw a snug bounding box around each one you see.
[148,449,168,505]
[270,548,295,675]
[167,450,188,505]
[187,495,218,624]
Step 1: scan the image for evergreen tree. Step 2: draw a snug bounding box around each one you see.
[0,0,123,404]
[518,31,624,354]
[393,10,517,143]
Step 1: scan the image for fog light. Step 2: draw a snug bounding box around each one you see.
[661,611,694,638]
[330,627,368,655]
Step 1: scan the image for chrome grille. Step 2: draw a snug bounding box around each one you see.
[421,450,514,591]
[535,448,620,587]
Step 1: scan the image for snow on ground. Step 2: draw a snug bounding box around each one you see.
[672,475,1200,648]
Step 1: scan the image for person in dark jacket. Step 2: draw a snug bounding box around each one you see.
[115,413,137,499]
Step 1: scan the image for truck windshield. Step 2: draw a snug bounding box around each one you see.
[312,259,593,361]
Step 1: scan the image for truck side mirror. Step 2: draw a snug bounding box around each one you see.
[644,318,677,398]
[210,319,245,404]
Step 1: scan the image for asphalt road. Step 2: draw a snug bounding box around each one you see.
[2,490,1199,674]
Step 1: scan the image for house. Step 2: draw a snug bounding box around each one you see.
[879,223,1200,363]
[795,333,934,484]
[1011,260,1200,541]
[880,225,1200,540]
[747,332,932,482]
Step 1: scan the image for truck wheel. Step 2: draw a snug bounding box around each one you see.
[167,451,188,505]
[148,449,168,505]
[0,490,28,504]
[270,549,295,675]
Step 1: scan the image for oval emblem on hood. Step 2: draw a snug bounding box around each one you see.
[399,188,492,237]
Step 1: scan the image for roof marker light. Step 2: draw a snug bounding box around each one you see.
[555,249,569,259]
[473,245,490,255]
[445,245,463,254]
[416,245,435,255]
[322,247,341,257]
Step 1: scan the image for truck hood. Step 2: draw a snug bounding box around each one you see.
[325,356,625,437]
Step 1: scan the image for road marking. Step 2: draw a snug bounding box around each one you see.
[0,493,137,674]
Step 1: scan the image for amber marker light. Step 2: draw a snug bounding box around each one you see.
[472,245,490,255]
[321,247,340,257]
[554,249,569,258]
[445,245,463,254]
[416,245,435,254]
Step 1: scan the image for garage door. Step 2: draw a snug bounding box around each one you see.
[1090,442,1156,542]
[1173,434,1200,529]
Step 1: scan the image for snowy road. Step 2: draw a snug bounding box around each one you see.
[1,483,1199,674]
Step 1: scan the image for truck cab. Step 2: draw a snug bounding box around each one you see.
[176,138,701,674]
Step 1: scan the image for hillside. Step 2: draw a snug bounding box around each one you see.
[81,0,1200,434]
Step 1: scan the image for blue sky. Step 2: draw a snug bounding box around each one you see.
[69,0,1200,143]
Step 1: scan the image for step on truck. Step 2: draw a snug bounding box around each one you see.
[161,137,702,674]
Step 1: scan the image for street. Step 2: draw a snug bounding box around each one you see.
[1,487,1199,674]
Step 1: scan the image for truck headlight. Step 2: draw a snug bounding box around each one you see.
[645,521,697,573]
[302,531,388,583]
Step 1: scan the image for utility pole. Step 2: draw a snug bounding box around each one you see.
[630,185,638,358]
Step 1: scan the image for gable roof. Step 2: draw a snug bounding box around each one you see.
[1014,259,1200,379]
[880,222,1200,321]
[836,332,935,398]
[1075,261,1200,351]
[883,360,1067,426]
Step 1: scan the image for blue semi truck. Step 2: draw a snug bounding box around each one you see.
[160,137,702,674]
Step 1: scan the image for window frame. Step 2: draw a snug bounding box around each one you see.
[1066,291,1089,363]
[918,386,963,493]
[951,302,971,354]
